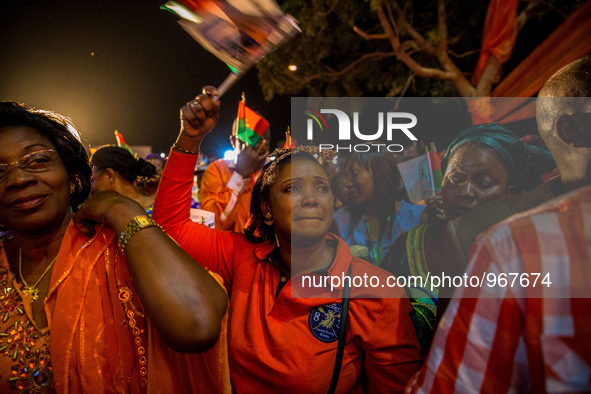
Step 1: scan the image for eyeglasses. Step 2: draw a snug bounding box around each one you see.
[0,149,59,182]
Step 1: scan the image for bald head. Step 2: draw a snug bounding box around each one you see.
[539,55,591,98]
[536,55,591,189]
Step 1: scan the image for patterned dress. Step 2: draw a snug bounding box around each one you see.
[0,242,54,393]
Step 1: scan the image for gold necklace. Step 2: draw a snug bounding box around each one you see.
[18,249,57,302]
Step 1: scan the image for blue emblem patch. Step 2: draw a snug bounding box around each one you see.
[308,303,342,343]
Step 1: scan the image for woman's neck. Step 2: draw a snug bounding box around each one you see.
[9,209,72,262]
[278,238,336,279]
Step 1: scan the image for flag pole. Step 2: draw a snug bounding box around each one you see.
[425,146,436,197]
[233,92,246,165]
[216,72,241,98]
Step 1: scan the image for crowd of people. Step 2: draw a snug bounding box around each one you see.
[0,55,589,392]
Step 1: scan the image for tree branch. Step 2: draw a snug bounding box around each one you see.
[436,0,448,53]
[474,55,501,96]
[394,74,415,109]
[398,74,415,98]
[389,2,435,54]
[376,4,453,80]
[353,26,388,40]
[300,51,398,84]
[318,0,339,18]
[385,3,400,38]
[448,48,481,58]
[517,0,541,31]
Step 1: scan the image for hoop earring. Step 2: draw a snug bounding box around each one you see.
[75,175,82,191]
[70,175,82,194]
[264,212,274,226]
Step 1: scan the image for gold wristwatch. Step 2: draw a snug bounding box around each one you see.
[117,215,161,252]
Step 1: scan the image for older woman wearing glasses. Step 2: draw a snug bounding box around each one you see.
[0,102,229,393]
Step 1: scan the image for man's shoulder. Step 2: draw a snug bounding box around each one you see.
[487,183,591,237]
[469,185,591,284]
[207,159,232,170]
[203,159,233,179]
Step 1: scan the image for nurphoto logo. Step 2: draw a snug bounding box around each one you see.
[305,108,418,152]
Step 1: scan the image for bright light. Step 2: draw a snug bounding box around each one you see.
[288,65,297,71]
[223,149,237,161]
[160,152,166,158]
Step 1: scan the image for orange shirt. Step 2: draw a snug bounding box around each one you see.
[199,159,258,232]
[154,150,422,393]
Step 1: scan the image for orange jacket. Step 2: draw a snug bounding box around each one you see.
[199,159,259,232]
[154,151,422,393]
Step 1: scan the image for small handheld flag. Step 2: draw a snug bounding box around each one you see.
[282,126,295,149]
[234,94,270,146]
[114,130,136,157]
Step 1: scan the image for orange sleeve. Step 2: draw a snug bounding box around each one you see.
[199,161,244,231]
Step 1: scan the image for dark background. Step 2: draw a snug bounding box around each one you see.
[0,0,291,158]
[2,0,562,159]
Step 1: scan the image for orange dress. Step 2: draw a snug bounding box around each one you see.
[0,242,53,393]
[0,223,231,394]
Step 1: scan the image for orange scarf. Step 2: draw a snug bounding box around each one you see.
[45,222,230,393]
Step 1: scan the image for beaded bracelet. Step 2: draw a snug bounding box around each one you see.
[173,143,200,155]
[118,215,162,252]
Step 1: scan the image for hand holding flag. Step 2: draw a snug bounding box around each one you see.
[162,0,301,96]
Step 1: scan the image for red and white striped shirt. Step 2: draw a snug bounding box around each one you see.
[407,184,591,393]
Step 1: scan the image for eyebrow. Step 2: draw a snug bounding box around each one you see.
[281,176,328,184]
[0,144,54,163]
[24,143,52,150]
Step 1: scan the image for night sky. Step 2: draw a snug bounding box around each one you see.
[0,0,291,158]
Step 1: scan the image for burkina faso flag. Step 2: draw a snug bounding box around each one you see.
[236,97,269,146]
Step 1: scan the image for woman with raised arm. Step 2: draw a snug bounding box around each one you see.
[0,102,229,393]
[152,88,422,393]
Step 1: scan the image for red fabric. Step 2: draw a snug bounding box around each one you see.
[406,185,591,392]
[45,223,230,393]
[153,150,423,393]
[471,0,519,86]
[492,0,591,98]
